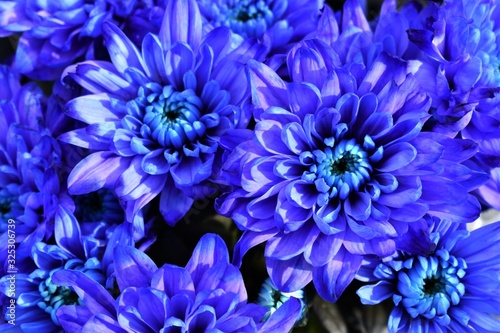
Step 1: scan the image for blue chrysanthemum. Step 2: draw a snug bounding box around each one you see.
[0,66,73,274]
[197,0,323,55]
[60,0,268,235]
[402,0,500,205]
[0,0,165,80]
[0,202,133,332]
[216,40,487,300]
[357,218,500,332]
[311,0,422,69]
[52,233,302,332]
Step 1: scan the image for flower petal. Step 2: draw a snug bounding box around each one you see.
[113,245,158,290]
[312,246,363,302]
[151,265,195,298]
[357,281,395,305]
[52,270,116,318]
[55,205,84,258]
[159,0,202,51]
[103,22,145,74]
[68,152,129,195]
[186,233,230,286]
[267,256,313,292]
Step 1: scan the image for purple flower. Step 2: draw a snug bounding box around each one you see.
[216,40,487,301]
[403,0,500,205]
[52,233,302,332]
[0,202,133,332]
[60,0,268,235]
[0,65,73,273]
[357,218,500,332]
[197,0,323,56]
[0,0,165,80]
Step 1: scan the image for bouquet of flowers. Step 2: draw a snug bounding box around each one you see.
[1,0,499,332]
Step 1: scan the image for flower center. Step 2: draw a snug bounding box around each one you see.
[311,139,372,200]
[398,251,467,326]
[140,84,205,149]
[73,189,123,223]
[38,269,82,325]
[257,278,307,323]
[210,0,276,38]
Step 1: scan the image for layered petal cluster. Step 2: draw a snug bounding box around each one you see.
[406,0,500,134]
[357,218,500,332]
[0,201,132,333]
[197,0,323,56]
[309,0,421,71]
[0,66,73,274]
[216,40,487,300]
[0,0,165,80]
[53,233,302,332]
[402,0,500,205]
[61,0,268,235]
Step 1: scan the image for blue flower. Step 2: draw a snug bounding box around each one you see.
[258,278,308,325]
[0,202,133,332]
[0,65,73,274]
[216,40,487,301]
[60,0,268,234]
[0,0,165,80]
[404,0,500,201]
[197,0,323,55]
[357,218,500,332]
[52,233,302,332]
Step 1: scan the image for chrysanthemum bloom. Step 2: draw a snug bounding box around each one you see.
[61,0,267,235]
[0,66,73,273]
[216,41,487,300]
[311,0,421,69]
[357,218,500,332]
[196,0,323,56]
[0,203,133,333]
[0,0,165,80]
[53,233,302,332]
[403,0,500,206]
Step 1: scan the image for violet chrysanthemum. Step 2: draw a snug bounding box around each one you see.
[216,40,487,301]
[197,0,323,56]
[404,0,500,207]
[0,66,73,273]
[0,0,165,80]
[357,218,500,332]
[407,0,500,135]
[312,0,421,69]
[0,203,133,333]
[60,0,267,235]
[52,233,302,332]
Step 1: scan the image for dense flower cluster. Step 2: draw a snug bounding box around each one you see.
[1,0,499,332]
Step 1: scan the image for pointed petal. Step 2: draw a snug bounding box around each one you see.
[267,256,313,292]
[159,0,202,51]
[68,152,130,195]
[259,298,301,333]
[186,233,230,286]
[159,176,194,225]
[113,245,158,290]
[55,205,84,258]
[52,270,116,317]
[313,247,363,302]
[103,22,145,74]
